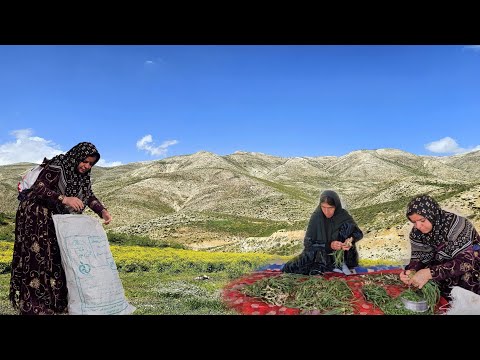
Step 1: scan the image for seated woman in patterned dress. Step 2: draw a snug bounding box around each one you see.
[400,194,480,299]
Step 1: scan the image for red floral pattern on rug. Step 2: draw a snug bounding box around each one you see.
[222,269,448,315]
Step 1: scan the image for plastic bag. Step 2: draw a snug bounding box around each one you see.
[52,214,135,315]
[17,164,43,200]
[445,286,480,315]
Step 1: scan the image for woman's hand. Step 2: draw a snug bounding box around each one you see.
[331,240,343,250]
[101,209,112,225]
[63,196,85,212]
[400,270,413,285]
[342,237,353,250]
[331,238,353,251]
[410,268,432,289]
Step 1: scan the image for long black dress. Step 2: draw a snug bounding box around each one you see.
[283,190,363,275]
[9,142,106,314]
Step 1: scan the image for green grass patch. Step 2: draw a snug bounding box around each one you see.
[0,238,287,315]
[435,184,473,201]
[110,197,175,215]
[0,240,286,277]
[107,232,187,249]
[373,155,431,177]
[264,242,303,256]
[351,184,474,230]
[0,212,13,226]
[120,271,238,315]
[0,213,14,242]
[0,271,240,315]
[245,174,315,203]
[195,212,306,237]
[350,196,412,229]
[0,274,16,315]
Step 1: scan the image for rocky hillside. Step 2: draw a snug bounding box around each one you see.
[2,149,480,261]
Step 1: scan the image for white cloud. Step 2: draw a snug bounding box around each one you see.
[425,136,480,155]
[0,129,123,167]
[425,137,462,153]
[464,45,480,52]
[143,58,166,71]
[136,134,178,157]
[0,129,63,165]
[96,159,123,167]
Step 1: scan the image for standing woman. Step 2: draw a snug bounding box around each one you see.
[282,190,363,275]
[400,194,480,299]
[9,142,112,315]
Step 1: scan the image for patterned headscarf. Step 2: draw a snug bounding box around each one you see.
[45,142,100,203]
[406,194,474,263]
[406,194,442,226]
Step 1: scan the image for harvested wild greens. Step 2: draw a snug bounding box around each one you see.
[240,272,441,315]
[332,250,344,268]
[361,278,441,315]
[361,283,391,306]
[331,238,353,268]
[361,273,404,286]
[399,281,441,315]
[401,270,441,314]
[241,273,354,314]
[361,283,419,315]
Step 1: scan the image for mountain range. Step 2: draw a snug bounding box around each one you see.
[1,148,480,262]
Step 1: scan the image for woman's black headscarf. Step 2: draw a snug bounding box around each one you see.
[282,190,363,274]
[306,190,357,247]
[44,142,100,202]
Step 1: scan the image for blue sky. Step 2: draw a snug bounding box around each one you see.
[1,45,479,166]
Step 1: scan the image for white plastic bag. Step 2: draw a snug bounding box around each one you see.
[445,286,480,315]
[52,214,135,315]
[18,164,43,192]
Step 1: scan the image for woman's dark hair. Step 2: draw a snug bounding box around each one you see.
[319,194,335,206]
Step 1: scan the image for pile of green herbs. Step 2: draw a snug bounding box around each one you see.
[240,273,354,314]
[361,275,441,315]
[398,281,441,315]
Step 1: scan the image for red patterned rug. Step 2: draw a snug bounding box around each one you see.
[222,269,448,315]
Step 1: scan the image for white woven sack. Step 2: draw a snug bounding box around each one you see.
[52,214,135,315]
[445,286,480,315]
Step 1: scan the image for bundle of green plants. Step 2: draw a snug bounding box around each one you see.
[241,273,303,306]
[241,274,354,314]
[361,283,391,307]
[360,283,419,315]
[420,281,441,314]
[332,250,344,268]
[361,273,404,286]
[292,277,354,314]
[360,273,441,315]
[331,238,353,268]
[402,270,441,314]
[399,281,440,315]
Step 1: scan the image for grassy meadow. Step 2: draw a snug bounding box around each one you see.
[0,212,402,316]
[0,239,288,315]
